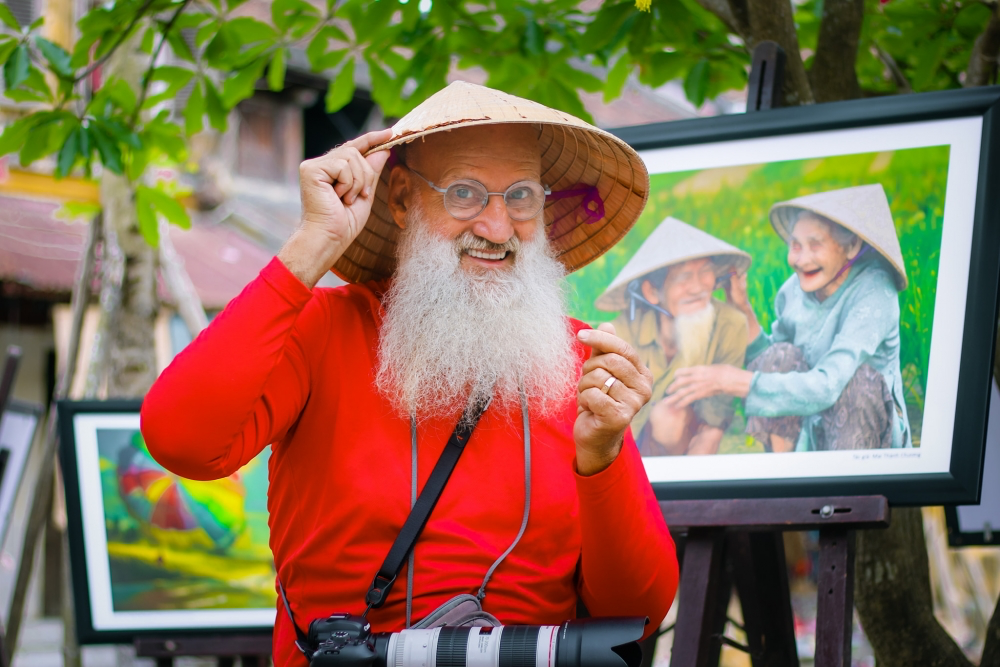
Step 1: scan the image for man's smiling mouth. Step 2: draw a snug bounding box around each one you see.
[465,249,509,261]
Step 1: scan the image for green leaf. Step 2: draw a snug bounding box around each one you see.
[136,185,192,246]
[0,3,20,29]
[184,79,205,135]
[638,51,684,88]
[54,200,102,222]
[306,26,348,71]
[0,116,40,155]
[325,57,355,113]
[90,124,123,173]
[56,125,81,178]
[18,113,73,166]
[221,59,264,107]
[143,65,195,108]
[267,47,286,91]
[28,16,42,31]
[135,188,160,246]
[683,58,710,107]
[351,0,396,43]
[0,37,17,65]
[521,12,544,57]
[35,36,73,78]
[3,44,29,89]
[140,25,155,54]
[166,30,196,62]
[557,62,603,93]
[271,0,319,32]
[581,2,633,52]
[103,77,138,114]
[203,78,227,131]
[205,18,277,68]
[604,55,630,103]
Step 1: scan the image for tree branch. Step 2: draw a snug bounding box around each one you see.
[131,0,193,127]
[745,0,814,105]
[855,508,973,667]
[965,3,1000,87]
[872,41,912,93]
[693,0,752,43]
[73,0,159,84]
[809,0,863,101]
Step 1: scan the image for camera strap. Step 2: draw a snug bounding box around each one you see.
[279,395,491,655]
[364,394,491,611]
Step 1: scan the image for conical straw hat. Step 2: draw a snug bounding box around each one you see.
[769,184,907,291]
[595,217,751,311]
[330,81,650,284]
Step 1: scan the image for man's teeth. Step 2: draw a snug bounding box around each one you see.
[466,249,507,261]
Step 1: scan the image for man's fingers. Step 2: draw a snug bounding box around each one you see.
[347,128,394,155]
[581,352,644,389]
[343,150,369,205]
[577,327,641,368]
[596,321,617,337]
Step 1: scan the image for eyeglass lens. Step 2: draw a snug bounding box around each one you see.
[444,180,547,221]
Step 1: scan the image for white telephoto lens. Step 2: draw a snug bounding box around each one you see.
[386,628,441,667]
[465,627,504,667]
[535,626,558,667]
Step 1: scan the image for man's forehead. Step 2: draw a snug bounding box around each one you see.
[406,124,542,170]
[668,257,714,275]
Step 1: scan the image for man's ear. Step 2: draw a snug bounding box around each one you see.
[387,164,410,230]
[641,279,660,305]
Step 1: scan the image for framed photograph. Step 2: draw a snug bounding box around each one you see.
[0,400,42,546]
[564,87,1000,505]
[58,400,275,643]
[946,378,1000,546]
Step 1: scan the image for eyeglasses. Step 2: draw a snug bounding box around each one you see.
[408,168,551,221]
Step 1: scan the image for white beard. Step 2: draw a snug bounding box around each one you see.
[375,208,578,421]
[672,302,717,370]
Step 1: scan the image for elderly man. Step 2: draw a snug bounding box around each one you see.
[595,218,751,457]
[141,82,678,667]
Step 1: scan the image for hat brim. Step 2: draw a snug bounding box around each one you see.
[328,118,649,284]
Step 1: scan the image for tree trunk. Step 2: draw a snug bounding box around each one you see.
[809,0,864,101]
[746,0,814,105]
[855,507,973,667]
[965,4,1000,87]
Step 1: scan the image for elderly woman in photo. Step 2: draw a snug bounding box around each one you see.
[663,184,912,452]
[595,217,751,456]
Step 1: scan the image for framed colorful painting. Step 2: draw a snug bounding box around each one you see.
[569,87,1000,504]
[58,399,275,643]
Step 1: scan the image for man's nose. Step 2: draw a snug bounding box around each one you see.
[470,195,515,244]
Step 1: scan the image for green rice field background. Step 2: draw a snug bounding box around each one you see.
[564,145,951,452]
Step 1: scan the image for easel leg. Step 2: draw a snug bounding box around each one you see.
[730,532,799,667]
[670,529,731,667]
[814,529,855,667]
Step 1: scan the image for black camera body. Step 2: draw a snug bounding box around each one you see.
[306,613,381,667]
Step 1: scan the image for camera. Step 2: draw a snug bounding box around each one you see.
[305,614,647,667]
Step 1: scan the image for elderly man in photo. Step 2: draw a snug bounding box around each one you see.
[140,82,678,667]
[596,217,751,457]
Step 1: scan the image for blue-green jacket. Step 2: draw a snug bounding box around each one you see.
[745,252,912,451]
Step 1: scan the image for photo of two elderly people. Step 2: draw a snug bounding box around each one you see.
[566,144,949,457]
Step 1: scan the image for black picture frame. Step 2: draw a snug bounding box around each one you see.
[606,86,1000,506]
[946,378,1000,546]
[58,399,273,645]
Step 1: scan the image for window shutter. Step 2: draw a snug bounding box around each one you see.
[2,0,36,28]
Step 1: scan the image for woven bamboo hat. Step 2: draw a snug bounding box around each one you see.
[595,217,751,311]
[329,81,650,284]
[769,183,907,291]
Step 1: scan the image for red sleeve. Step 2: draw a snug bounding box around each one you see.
[574,414,679,639]
[140,257,319,481]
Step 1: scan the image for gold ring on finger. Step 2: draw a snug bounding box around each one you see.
[602,375,618,394]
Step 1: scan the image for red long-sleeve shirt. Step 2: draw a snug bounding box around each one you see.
[141,258,678,667]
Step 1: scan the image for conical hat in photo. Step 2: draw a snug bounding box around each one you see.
[330,81,650,284]
[769,184,908,291]
[595,217,752,312]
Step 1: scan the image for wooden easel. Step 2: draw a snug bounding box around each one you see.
[655,496,889,667]
[0,345,24,667]
[133,633,272,667]
[639,42,893,667]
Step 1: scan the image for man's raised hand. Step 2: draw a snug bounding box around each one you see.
[575,322,653,476]
[279,128,394,288]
